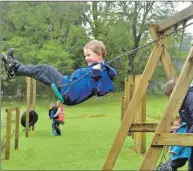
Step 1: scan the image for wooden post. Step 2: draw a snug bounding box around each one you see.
[5,110,11,160]
[15,107,20,150]
[121,96,125,122]
[32,79,36,131]
[4,107,20,160]
[25,77,36,135]
[133,74,146,154]
[123,78,129,121]
[25,77,31,137]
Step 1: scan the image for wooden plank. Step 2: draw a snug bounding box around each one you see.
[133,74,146,154]
[121,96,125,122]
[158,4,193,32]
[161,48,177,80]
[15,107,20,149]
[32,79,36,110]
[5,111,11,160]
[102,39,165,170]
[123,78,129,118]
[149,24,177,80]
[140,45,193,170]
[6,107,17,113]
[129,123,157,132]
[152,133,193,146]
[32,79,36,131]
[129,76,135,139]
[25,77,31,137]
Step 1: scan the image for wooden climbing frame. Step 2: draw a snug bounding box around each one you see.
[103,4,193,170]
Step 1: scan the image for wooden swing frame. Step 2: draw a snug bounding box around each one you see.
[102,4,193,171]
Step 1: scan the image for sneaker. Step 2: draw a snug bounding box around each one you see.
[1,48,19,78]
[53,130,58,136]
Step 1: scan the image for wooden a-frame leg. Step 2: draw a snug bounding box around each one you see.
[140,46,193,170]
[102,36,166,170]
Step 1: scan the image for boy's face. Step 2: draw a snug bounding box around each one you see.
[171,120,181,132]
[84,48,103,66]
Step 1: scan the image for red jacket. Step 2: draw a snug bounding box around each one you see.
[57,105,64,122]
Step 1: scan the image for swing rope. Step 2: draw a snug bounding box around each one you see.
[170,25,178,80]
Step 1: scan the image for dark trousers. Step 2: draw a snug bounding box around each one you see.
[16,64,63,87]
[160,158,187,171]
[188,127,193,170]
[52,119,61,135]
[188,147,193,171]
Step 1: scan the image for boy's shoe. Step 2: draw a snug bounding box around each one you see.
[1,48,19,78]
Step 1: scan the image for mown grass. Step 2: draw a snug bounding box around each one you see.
[0,93,187,170]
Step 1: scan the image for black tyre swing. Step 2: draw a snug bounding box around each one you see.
[21,110,38,128]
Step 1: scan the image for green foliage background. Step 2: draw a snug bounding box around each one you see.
[1,2,193,101]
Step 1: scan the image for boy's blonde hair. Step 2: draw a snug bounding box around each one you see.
[83,40,107,58]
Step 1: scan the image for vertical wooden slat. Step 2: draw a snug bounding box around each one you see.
[121,96,125,122]
[123,78,129,118]
[32,79,36,131]
[5,110,11,160]
[32,79,36,110]
[129,76,135,139]
[15,107,20,150]
[25,77,31,137]
[141,93,146,154]
[133,74,146,154]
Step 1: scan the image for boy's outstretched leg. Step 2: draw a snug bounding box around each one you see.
[1,48,64,87]
[1,49,19,78]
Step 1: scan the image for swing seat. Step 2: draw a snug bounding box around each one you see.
[51,84,64,103]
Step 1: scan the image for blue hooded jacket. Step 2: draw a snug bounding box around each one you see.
[179,86,193,132]
[170,122,191,161]
[60,62,117,105]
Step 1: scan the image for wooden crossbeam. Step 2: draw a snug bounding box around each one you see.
[152,133,193,146]
[140,45,193,170]
[129,123,157,132]
[158,4,193,32]
[6,107,17,113]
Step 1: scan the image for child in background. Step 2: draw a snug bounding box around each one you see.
[49,101,64,136]
[158,116,191,171]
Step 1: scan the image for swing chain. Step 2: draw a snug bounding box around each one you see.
[58,21,193,96]
[107,21,193,64]
[176,21,186,71]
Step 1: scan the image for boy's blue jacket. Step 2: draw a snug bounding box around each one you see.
[60,62,117,105]
[170,122,191,161]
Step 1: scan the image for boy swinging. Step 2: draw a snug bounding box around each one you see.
[1,40,117,105]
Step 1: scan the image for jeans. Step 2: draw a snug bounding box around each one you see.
[188,127,193,170]
[16,64,63,87]
[52,119,61,135]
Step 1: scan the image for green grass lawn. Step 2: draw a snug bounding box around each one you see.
[0,93,188,170]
